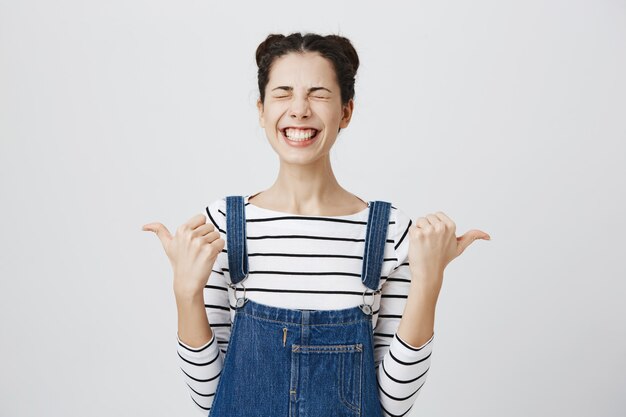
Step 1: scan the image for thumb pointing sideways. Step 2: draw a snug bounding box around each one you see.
[456,229,491,257]
[142,222,173,250]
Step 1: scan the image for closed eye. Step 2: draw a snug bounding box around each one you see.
[272,95,329,99]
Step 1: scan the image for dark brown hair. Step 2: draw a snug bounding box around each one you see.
[255,32,360,107]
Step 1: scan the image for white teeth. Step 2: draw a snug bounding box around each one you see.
[284,128,318,141]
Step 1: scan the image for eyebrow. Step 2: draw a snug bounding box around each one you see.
[271,86,332,94]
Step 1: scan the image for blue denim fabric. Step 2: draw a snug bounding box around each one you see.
[208,196,391,417]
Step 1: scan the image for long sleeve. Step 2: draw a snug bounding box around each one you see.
[176,198,232,415]
[373,206,435,417]
[174,197,435,415]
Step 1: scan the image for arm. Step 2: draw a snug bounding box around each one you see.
[176,198,232,414]
[374,207,435,417]
[395,276,438,352]
[176,290,214,349]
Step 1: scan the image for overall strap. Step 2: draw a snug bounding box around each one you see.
[225,195,249,284]
[361,200,392,291]
[226,195,391,290]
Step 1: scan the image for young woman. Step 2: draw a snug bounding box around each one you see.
[143,32,490,417]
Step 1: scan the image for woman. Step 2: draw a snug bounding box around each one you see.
[143,32,490,417]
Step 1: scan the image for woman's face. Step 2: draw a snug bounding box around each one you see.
[257,51,354,165]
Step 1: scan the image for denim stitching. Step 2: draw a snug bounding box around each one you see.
[292,343,362,353]
[338,348,363,414]
[289,348,299,417]
[207,311,241,416]
[238,311,368,327]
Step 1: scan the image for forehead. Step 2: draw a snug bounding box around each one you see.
[268,52,337,88]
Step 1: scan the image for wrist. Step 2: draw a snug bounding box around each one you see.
[174,283,204,303]
[408,270,442,300]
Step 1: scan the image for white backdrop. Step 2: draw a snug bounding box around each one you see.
[1,1,624,416]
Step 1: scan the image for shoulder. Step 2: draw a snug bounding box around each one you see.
[387,204,412,243]
[204,196,227,231]
[388,203,413,260]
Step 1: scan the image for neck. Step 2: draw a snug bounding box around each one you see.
[260,156,348,214]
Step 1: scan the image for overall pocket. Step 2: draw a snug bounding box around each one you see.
[291,343,363,416]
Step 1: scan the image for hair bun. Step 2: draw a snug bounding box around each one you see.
[325,35,359,74]
[254,32,360,107]
[255,34,286,68]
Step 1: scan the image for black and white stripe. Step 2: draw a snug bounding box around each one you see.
[176,196,434,416]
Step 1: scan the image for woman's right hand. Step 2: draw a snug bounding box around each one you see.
[142,214,225,297]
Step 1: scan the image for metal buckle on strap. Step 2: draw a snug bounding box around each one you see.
[228,281,248,308]
[359,287,381,315]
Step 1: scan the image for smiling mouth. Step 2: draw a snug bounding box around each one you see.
[281,128,320,142]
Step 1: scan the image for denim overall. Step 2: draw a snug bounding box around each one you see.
[207,195,391,417]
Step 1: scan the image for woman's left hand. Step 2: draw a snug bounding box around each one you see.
[407,211,490,293]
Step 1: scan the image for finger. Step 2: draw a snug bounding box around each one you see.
[414,217,430,228]
[425,214,442,227]
[456,230,490,256]
[191,222,217,238]
[184,213,208,231]
[142,222,173,247]
[467,228,491,240]
[199,230,222,244]
[433,212,455,230]
[208,233,226,253]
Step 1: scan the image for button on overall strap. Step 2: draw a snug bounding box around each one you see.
[225,195,249,284]
[361,200,392,291]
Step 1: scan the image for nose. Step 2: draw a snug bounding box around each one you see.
[288,95,311,119]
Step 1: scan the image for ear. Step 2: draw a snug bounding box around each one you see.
[257,98,265,128]
[339,99,354,129]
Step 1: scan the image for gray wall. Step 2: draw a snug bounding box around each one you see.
[1,0,624,416]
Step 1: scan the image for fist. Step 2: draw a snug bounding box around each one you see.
[407,211,490,290]
[142,213,226,296]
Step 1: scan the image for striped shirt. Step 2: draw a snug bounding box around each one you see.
[176,194,435,416]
